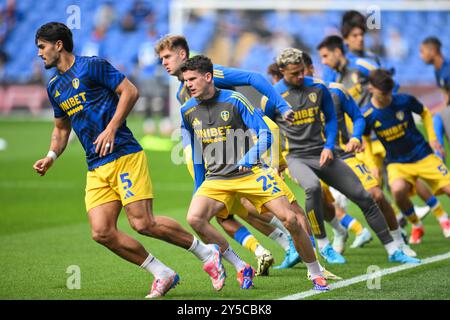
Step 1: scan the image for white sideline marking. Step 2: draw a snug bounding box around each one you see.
[279,251,450,300]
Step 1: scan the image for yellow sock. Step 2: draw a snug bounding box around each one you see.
[243,236,259,253]
[431,203,446,219]
[407,214,421,225]
[349,220,364,235]
[339,213,363,235]
[402,207,421,225]
[392,203,400,215]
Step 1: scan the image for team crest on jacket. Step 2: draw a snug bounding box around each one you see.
[221,110,230,122]
[308,93,317,103]
[396,111,405,121]
[72,78,80,89]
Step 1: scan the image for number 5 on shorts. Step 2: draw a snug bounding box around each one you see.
[120,173,133,190]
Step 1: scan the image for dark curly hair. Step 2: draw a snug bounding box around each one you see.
[35,22,74,52]
[180,55,213,75]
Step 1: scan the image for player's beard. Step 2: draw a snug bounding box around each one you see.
[286,77,303,88]
[44,53,59,69]
[335,58,343,72]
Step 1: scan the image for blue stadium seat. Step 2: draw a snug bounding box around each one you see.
[1,2,449,85]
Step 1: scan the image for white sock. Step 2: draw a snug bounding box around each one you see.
[318,261,325,272]
[140,254,174,278]
[223,246,247,271]
[254,244,267,257]
[384,240,398,256]
[390,227,406,245]
[329,216,347,235]
[316,237,330,250]
[269,216,290,235]
[188,236,213,263]
[268,229,290,251]
[305,260,322,279]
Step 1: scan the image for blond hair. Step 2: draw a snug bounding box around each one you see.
[276,48,304,68]
[154,34,190,57]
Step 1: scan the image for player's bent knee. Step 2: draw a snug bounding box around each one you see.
[215,216,226,226]
[284,211,299,231]
[390,180,409,197]
[304,181,322,196]
[440,184,450,196]
[130,218,156,235]
[369,187,384,203]
[215,215,235,225]
[91,228,116,245]
[292,202,306,216]
[187,213,205,230]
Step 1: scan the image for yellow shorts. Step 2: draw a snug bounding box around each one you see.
[276,168,297,203]
[356,148,385,186]
[229,173,296,217]
[278,177,296,204]
[85,151,153,212]
[225,196,249,218]
[184,145,249,218]
[371,139,386,158]
[387,154,450,196]
[260,175,296,213]
[356,139,385,164]
[321,181,335,203]
[344,156,379,191]
[195,167,286,219]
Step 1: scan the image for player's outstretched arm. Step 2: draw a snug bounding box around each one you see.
[33,116,71,176]
[420,107,445,157]
[233,94,272,172]
[338,88,366,152]
[214,65,294,123]
[433,113,446,160]
[93,78,139,157]
[408,94,446,158]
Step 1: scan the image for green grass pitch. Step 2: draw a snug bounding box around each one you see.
[0,117,449,300]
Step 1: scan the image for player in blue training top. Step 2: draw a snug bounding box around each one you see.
[155,35,307,275]
[32,22,227,298]
[420,37,450,89]
[319,34,442,227]
[433,83,450,162]
[362,69,450,242]
[180,55,329,291]
[420,36,450,160]
[301,51,415,257]
[322,10,382,84]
